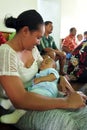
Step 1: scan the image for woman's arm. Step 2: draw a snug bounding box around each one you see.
[0,76,86,110]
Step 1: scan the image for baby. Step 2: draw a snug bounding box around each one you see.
[0,57,65,124]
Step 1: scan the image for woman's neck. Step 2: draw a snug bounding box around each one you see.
[7,35,24,52]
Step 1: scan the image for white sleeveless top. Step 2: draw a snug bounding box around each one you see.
[0,44,40,97]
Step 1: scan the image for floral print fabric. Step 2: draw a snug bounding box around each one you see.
[67,40,87,82]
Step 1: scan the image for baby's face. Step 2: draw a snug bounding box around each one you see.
[40,58,54,70]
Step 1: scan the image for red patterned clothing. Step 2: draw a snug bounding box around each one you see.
[67,40,87,83]
[62,34,77,51]
[0,32,6,45]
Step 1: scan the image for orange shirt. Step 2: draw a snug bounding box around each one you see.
[62,34,77,51]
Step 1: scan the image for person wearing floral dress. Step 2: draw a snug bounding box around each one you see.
[67,39,87,83]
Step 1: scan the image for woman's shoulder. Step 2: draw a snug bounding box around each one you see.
[0,43,8,49]
[0,44,13,51]
[0,44,16,54]
[0,44,18,62]
[0,44,10,55]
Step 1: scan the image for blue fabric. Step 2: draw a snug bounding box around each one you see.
[66,53,72,59]
[28,68,59,97]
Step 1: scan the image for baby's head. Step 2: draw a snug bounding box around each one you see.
[40,57,56,71]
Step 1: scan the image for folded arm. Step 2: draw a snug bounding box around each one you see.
[34,73,56,84]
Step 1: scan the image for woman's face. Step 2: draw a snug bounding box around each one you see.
[22,25,45,50]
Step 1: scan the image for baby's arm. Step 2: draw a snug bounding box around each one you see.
[34,73,56,84]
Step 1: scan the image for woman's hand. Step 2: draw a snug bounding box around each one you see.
[58,76,75,95]
[65,92,86,109]
[77,91,87,103]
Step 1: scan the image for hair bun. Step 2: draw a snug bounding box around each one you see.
[4,16,17,29]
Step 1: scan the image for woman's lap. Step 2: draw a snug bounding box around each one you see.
[15,106,87,130]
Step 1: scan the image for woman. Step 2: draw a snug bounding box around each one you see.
[0,10,87,130]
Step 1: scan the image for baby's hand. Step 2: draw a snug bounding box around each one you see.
[33,78,41,84]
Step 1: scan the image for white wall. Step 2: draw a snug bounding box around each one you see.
[0,0,38,32]
[61,0,87,38]
[0,0,61,48]
[1,0,87,46]
[38,0,61,48]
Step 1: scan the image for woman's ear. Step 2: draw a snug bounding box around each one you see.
[22,26,30,36]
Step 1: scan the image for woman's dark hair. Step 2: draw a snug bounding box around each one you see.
[4,10,44,32]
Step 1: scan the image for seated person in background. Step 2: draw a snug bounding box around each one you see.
[0,57,74,124]
[37,21,66,75]
[76,34,83,45]
[67,31,87,82]
[62,27,77,59]
[67,39,87,83]
[0,32,7,45]
[83,31,87,41]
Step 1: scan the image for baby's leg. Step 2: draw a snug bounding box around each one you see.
[0,109,26,124]
[0,98,12,109]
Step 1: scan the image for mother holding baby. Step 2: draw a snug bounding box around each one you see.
[0,9,87,130]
